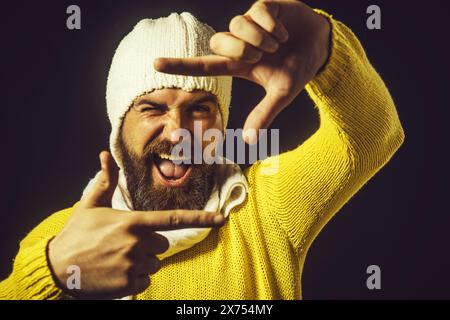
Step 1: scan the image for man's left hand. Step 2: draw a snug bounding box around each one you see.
[154,0,331,143]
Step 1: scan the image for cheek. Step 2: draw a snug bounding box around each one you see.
[200,116,223,151]
[123,116,160,156]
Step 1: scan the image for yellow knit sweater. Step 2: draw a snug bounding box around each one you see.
[0,11,405,300]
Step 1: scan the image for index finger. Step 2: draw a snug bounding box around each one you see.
[153,55,250,77]
[129,210,225,231]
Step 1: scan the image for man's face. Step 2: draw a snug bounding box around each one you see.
[119,88,223,211]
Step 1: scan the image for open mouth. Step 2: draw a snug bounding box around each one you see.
[152,153,192,188]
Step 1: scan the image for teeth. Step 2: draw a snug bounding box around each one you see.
[158,153,189,162]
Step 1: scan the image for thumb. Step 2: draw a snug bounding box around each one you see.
[242,90,294,144]
[81,151,119,208]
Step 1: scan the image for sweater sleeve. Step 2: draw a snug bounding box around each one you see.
[245,10,405,252]
[0,206,75,299]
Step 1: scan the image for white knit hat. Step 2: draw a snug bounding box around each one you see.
[106,12,232,168]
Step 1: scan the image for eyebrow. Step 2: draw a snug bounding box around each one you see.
[134,94,218,108]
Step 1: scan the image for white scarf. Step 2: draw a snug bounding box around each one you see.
[81,161,248,259]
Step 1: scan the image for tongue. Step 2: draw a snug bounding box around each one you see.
[157,159,188,179]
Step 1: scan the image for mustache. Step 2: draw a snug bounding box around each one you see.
[142,139,177,161]
[143,138,201,163]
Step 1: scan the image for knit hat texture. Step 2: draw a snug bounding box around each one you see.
[106,12,232,167]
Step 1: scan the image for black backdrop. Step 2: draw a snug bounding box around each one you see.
[1,0,449,299]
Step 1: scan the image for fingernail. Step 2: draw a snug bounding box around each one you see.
[243,129,258,145]
[267,40,279,52]
[213,215,225,225]
[249,51,263,63]
[153,58,165,71]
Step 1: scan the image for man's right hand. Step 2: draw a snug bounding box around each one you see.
[48,151,224,299]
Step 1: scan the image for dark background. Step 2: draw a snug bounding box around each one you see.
[0,0,448,299]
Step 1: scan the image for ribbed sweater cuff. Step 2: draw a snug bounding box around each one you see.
[306,9,351,97]
[11,235,63,299]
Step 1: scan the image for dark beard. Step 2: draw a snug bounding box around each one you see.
[118,134,216,211]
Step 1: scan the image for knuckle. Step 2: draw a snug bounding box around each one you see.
[252,5,267,18]
[253,34,265,47]
[252,7,276,33]
[98,178,110,191]
[169,211,182,226]
[128,236,140,250]
[229,15,245,32]
[209,34,221,52]
[121,244,135,260]
[252,1,267,12]
[235,41,248,58]
[264,19,277,34]
[192,214,201,225]
[268,24,277,34]
[120,235,140,258]
[116,219,133,235]
[271,84,293,99]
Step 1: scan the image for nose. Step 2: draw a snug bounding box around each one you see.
[161,110,188,145]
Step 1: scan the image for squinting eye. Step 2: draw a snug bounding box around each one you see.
[142,107,157,112]
[191,105,210,113]
[139,105,164,114]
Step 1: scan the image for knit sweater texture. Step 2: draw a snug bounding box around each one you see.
[0,11,405,300]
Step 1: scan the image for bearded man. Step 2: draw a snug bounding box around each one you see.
[0,0,404,299]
